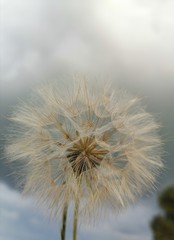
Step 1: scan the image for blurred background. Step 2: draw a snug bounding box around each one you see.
[0,0,174,239]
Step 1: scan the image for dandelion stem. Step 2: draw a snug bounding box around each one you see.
[73,198,79,240]
[61,201,68,240]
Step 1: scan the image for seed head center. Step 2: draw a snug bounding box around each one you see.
[66,136,108,176]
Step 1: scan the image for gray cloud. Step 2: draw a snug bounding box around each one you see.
[1,0,174,92]
[0,182,159,240]
[0,182,58,240]
[80,197,159,240]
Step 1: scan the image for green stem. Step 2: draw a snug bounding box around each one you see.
[73,199,79,240]
[61,202,68,240]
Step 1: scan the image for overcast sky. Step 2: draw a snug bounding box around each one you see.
[0,182,160,240]
[1,0,174,240]
[1,0,174,92]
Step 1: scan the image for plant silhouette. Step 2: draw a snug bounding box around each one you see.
[151,185,174,240]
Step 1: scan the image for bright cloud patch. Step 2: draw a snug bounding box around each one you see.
[0,182,159,240]
[0,182,58,240]
[80,199,158,240]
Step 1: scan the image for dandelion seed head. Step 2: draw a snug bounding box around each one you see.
[5,79,164,221]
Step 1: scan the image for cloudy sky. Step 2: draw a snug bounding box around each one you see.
[1,0,174,240]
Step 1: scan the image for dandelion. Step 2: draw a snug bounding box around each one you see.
[5,79,163,240]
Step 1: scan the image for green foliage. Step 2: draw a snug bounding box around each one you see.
[159,186,174,219]
[151,186,174,240]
